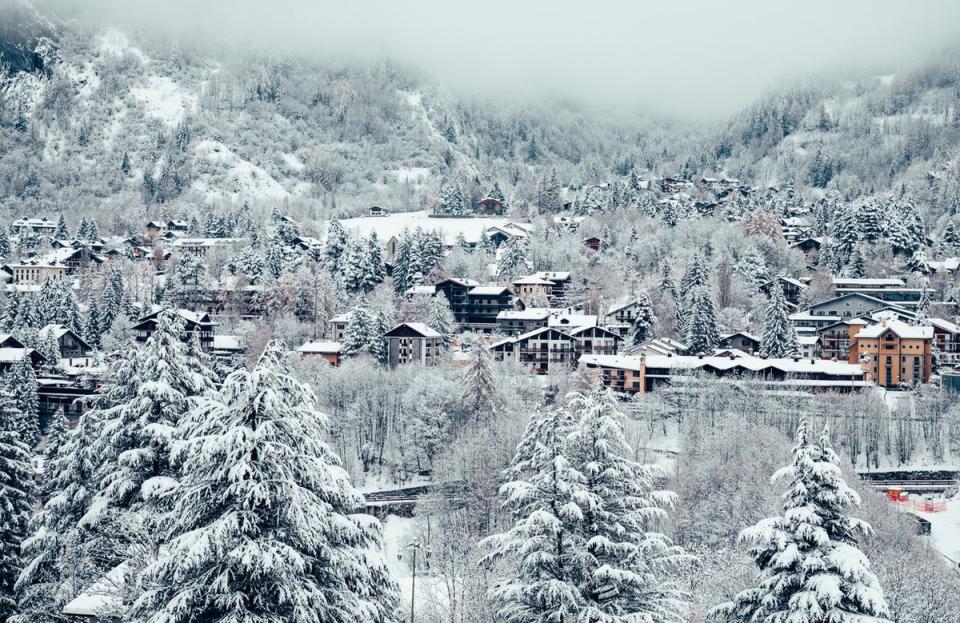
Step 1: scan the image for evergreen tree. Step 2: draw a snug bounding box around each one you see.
[736,248,768,291]
[658,260,677,295]
[886,218,917,258]
[564,388,691,622]
[368,310,390,366]
[391,230,413,296]
[462,342,497,419]
[324,219,349,278]
[760,283,801,358]
[438,180,467,215]
[54,213,69,240]
[915,288,931,326]
[859,199,883,243]
[845,245,866,278]
[6,355,39,446]
[365,232,386,291]
[481,404,587,622]
[428,292,456,349]
[629,291,657,346]
[498,239,528,281]
[87,311,215,546]
[712,421,889,623]
[679,253,709,298]
[0,229,9,258]
[129,343,401,623]
[0,423,34,622]
[488,180,506,204]
[684,287,720,355]
[342,304,372,357]
[942,220,959,252]
[13,412,104,623]
[342,237,370,295]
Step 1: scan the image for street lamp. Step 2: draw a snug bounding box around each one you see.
[403,540,427,623]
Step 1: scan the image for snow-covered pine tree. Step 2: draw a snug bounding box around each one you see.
[498,239,528,280]
[6,355,39,446]
[365,232,386,291]
[54,213,70,240]
[0,424,35,622]
[760,282,801,358]
[391,230,413,296]
[564,388,692,622]
[915,287,931,326]
[342,237,369,295]
[736,247,768,292]
[368,310,390,365]
[90,311,215,531]
[480,404,588,622]
[712,420,890,623]
[428,292,456,349]
[684,287,719,355]
[342,303,373,357]
[130,342,401,623]
[658,260,677,295]
[84,297,104,347]
[0,229,10,259]
[488,180,506,204]
[886,216,918,258]
[13,411,104,623]
[679,253,710,300]
[942,220,959,252]
[324,219,349,278]
[629,291,657,346]
[462,342,497,419]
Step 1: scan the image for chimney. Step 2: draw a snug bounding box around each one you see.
[792,356,800,362]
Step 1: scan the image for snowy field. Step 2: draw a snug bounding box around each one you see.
[337,211,521,245]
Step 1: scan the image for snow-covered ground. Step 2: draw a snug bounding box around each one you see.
[193,139,290,202]
[131,76,197,127]
[381,515,450,615]
[337,210,520,245]
[913,495,960,566]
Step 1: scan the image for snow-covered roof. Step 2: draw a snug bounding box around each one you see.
[720,331,761,342]
[790,312,842,322]
[606,300,638,315]
[212,335,243,351]
[856,319,933,340]
[335,211,531,245]
[581,353,865,378]
[405,285,436,296]
[0,348,35,363]
[62,562,128,617]
[832,277,905,287]
[548,313,597,329]
[169,237,244,248]
[512,276,554,286]
[394,322,441,338]
[497,309,551,320]
[931,318,960,334]
[328,313,351,323]
[798,335,821,345]
[298,341,342,354]
[468,285,511,296]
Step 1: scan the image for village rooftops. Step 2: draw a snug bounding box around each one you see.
[580,353,865,377]
[512,276,555,286]
[855,319,933,340]
[931,318,960,334]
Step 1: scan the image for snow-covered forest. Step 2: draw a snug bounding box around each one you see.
[1,0,960,622]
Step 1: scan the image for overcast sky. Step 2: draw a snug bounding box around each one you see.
[41,0,960,120]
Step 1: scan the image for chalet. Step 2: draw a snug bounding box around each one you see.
[850,319,933,388]
[834,287,924,308]
[145,220,167,240]
[790,238,822,258]
[659,177,694,193]
[297,341,343,366]
[818,318,870,361]
[798,335,822,359]
[568,325,620,357]
[928,257,960,274]
[434,277,480,323]
[804,293,904,321]
[46,247,105,273]
[12,216,57,234]
[533,271,571,304]
[931,318,960,367]
[548,309,597,331]
[719,331,761,353]
[512,275,554,301]
[38,324,92,358]
[760,276,808,308]
[579,352,868,394]
[484,225,526,247]
[582,236,603,252]
[384,323,442,367]
[477,197,505,215]
[496,309,551,335]
[168,219,190,233]
[624,337,686,357]
[790,311,842,336]
[0,345,46,374]
[490,327,576,374]
[369,205,389,217]
[434,278,514,330]
[604,300,640,337]
[327,314,350,341]
[132,309,216,351]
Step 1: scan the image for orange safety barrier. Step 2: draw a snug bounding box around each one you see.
[912,500,947,513]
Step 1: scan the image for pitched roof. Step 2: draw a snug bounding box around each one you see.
[855,319,933,340]
[298,341,342,354]
[385,322,441,338]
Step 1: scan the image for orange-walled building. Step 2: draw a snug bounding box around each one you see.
[849,319,933,388]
